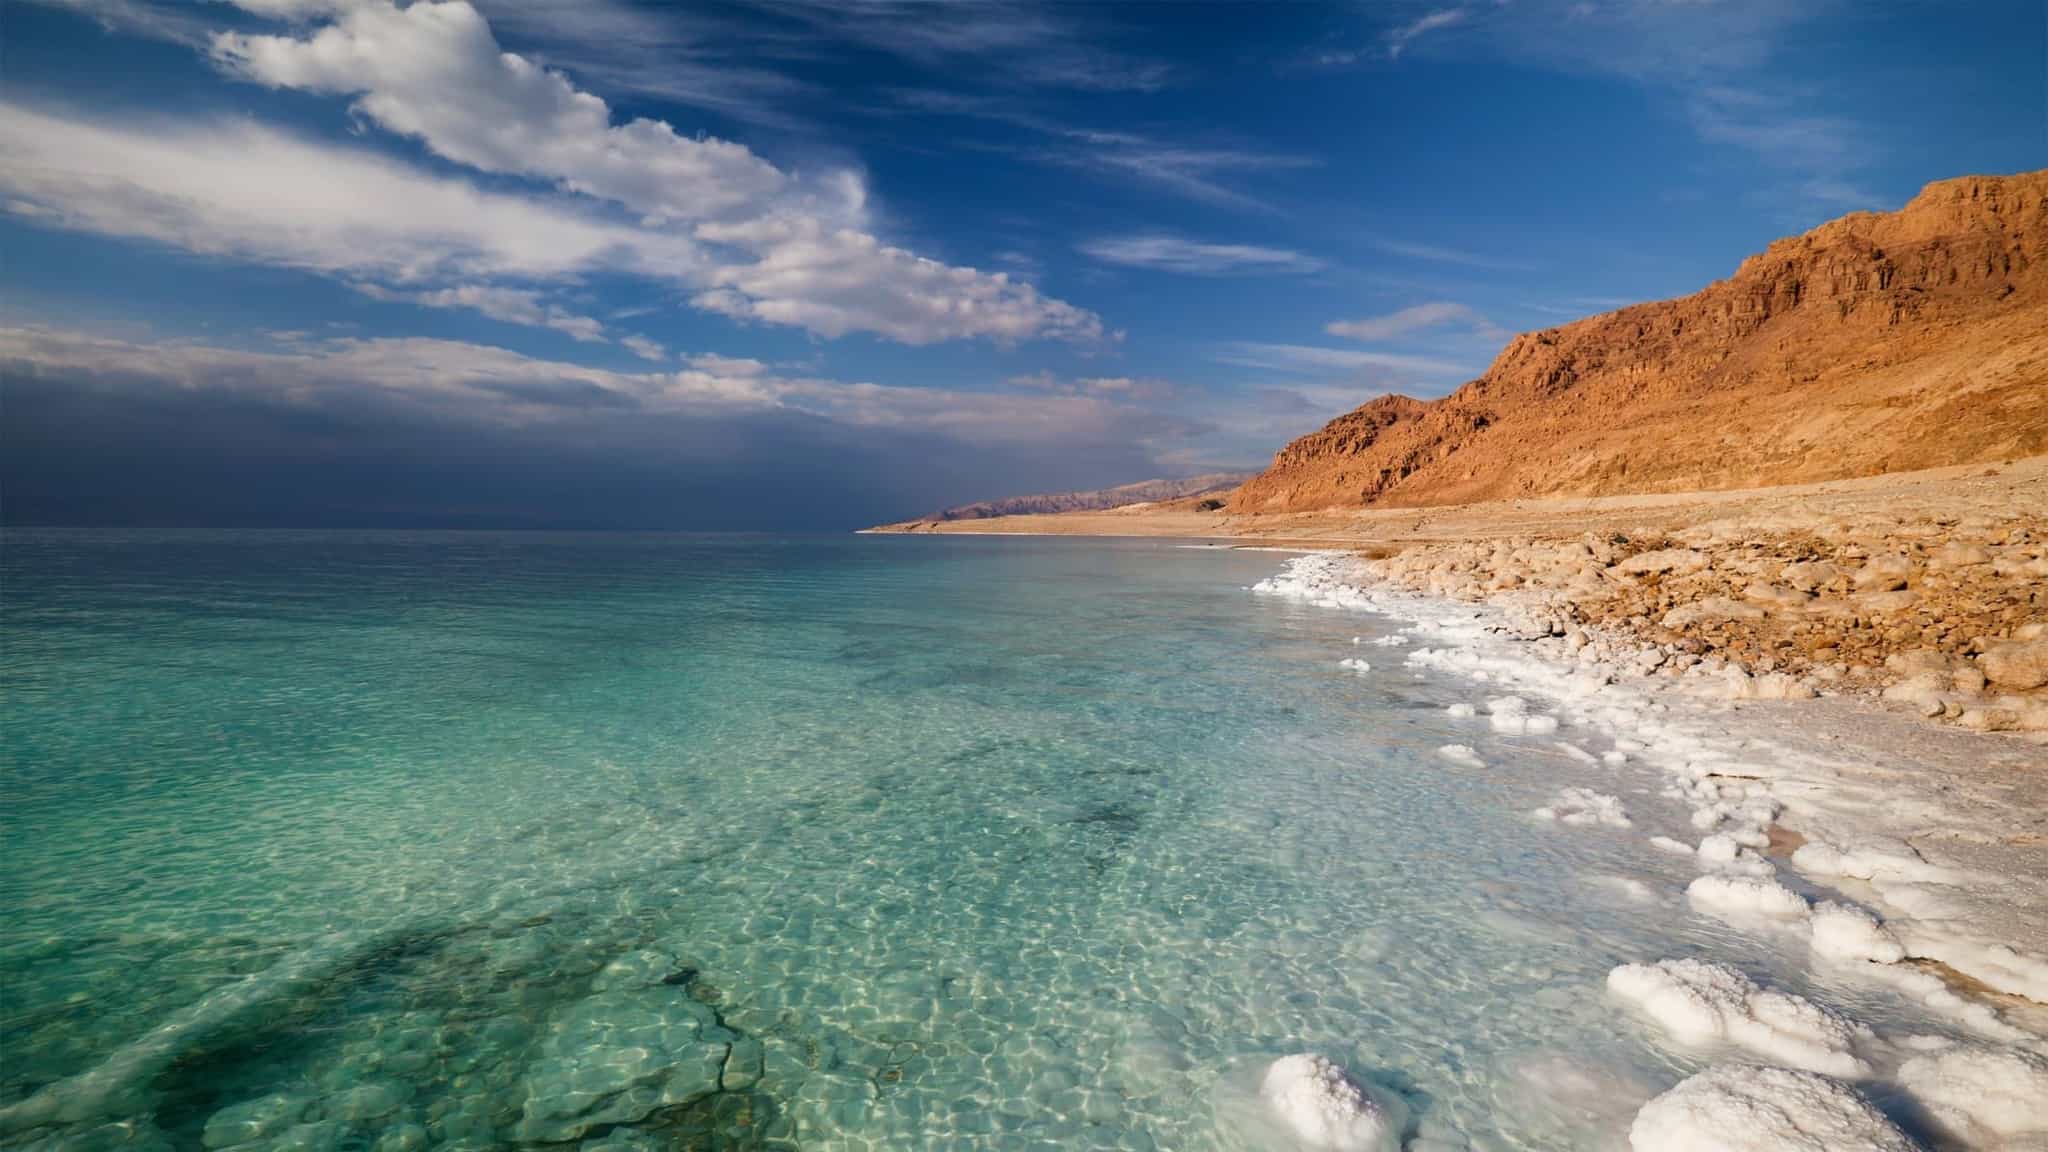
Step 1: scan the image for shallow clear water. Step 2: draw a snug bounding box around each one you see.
[0,531,1962,1151]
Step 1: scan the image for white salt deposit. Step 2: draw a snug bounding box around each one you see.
[1606,959,1871,1077]
[1257,1054,1406,1152]
[1685,875,1812,926]
[1896,1046,2048,1147]
[1486,695,1561,735]
[1531,788,1631,828]
[1807,903,1906,966]
[1437,745,1486,769]
[1626,1065,1915,1152]
[1254,552,2048,1139]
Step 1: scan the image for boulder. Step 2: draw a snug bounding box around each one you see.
[1979,639,2048,691]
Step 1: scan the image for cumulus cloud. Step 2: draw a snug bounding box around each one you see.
[695,215,1105,345]
[0,103,698,285]
[2,0,1106,347]
[1078,234,1319,276]
[210,0,788,225]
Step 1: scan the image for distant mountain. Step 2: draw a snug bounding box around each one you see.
[929,472,1252,520]
[1235,171,2048,512]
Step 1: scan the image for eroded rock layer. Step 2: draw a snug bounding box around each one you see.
[1235,171,2048,512]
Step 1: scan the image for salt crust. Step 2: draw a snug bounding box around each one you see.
[1252,553,2048,1142]
[1253,554,2048,1010]
[1257,1054,1406,1152]
[1437,745,1486,768]
[1627,1065,1916,1152]
[1532,788,1632,828]
[1606,959,1873,1078]
[1895,1045,2048,1147]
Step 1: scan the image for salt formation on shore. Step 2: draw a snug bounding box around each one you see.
[1295,524,2048,735]
[1895,1046,2048,1148]
[1530,787,1631,828]
[1606,960,1873,1078]
[1626,1065,1916,1151]
[1254,551,2048,1148]
[1256,1054,1406,1152]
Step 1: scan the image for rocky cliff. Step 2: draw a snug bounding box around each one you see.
[1234,171,2048,513]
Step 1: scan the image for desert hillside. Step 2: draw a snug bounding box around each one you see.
[1234,171,2048,513]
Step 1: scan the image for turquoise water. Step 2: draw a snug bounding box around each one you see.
[0,531,1935,1150]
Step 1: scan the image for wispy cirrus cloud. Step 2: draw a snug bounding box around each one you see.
[749,0,1174,93]
[1359,0,1877,211]
[891,89,1317,212]
[1210,341,1475,378]
[1386,8,1466,59]
[1078,235,1320,277]
[358,284,608,344]
[1326,301,1507,343]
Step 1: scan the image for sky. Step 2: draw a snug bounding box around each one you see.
[2,0,2042,529]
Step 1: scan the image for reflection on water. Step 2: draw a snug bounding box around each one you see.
[0,531,1971,1150]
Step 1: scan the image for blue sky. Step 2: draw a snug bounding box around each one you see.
[3,0,2042,528]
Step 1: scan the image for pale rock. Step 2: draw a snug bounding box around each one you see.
[1662,598,1766,629]
[1618,549,1710,576]
[1778,561,1841,591]
[1978,638,2048,690]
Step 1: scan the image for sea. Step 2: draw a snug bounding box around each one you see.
[0,530,1974,1151]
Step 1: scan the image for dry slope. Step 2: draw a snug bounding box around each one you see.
[1235,171,2048,513]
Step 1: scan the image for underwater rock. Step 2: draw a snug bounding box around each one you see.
[512,987,732,1142]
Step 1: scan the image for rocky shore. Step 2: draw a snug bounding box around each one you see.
[1355,511,2048,737]
[875,457,2048,740]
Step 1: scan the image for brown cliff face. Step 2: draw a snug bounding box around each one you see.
[1233,171,2048,513]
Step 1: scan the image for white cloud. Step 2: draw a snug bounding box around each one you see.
[695,215,1105,345]
[362,284,608,342]
[1387,8,1465,58]
[1078,235,1319,276]
[211,0,789,225]
[620,335,667,362]
[1007,371,1177,401]
[0,323,1161,446]
[1325,301,1509,344]
[5,1,1106,348]
[894,90,1316,212]
[1211,341,1474,377]
[0,103,697,283]
[0,94,1099,349]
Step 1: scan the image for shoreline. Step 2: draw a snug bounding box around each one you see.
[872,456,2048,741]
[1252,551,2048,1144]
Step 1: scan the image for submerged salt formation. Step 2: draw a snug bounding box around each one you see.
[1627,1065,1916,1152]
[1606,959,1873,1079]
[1256,1055,1406,1152]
